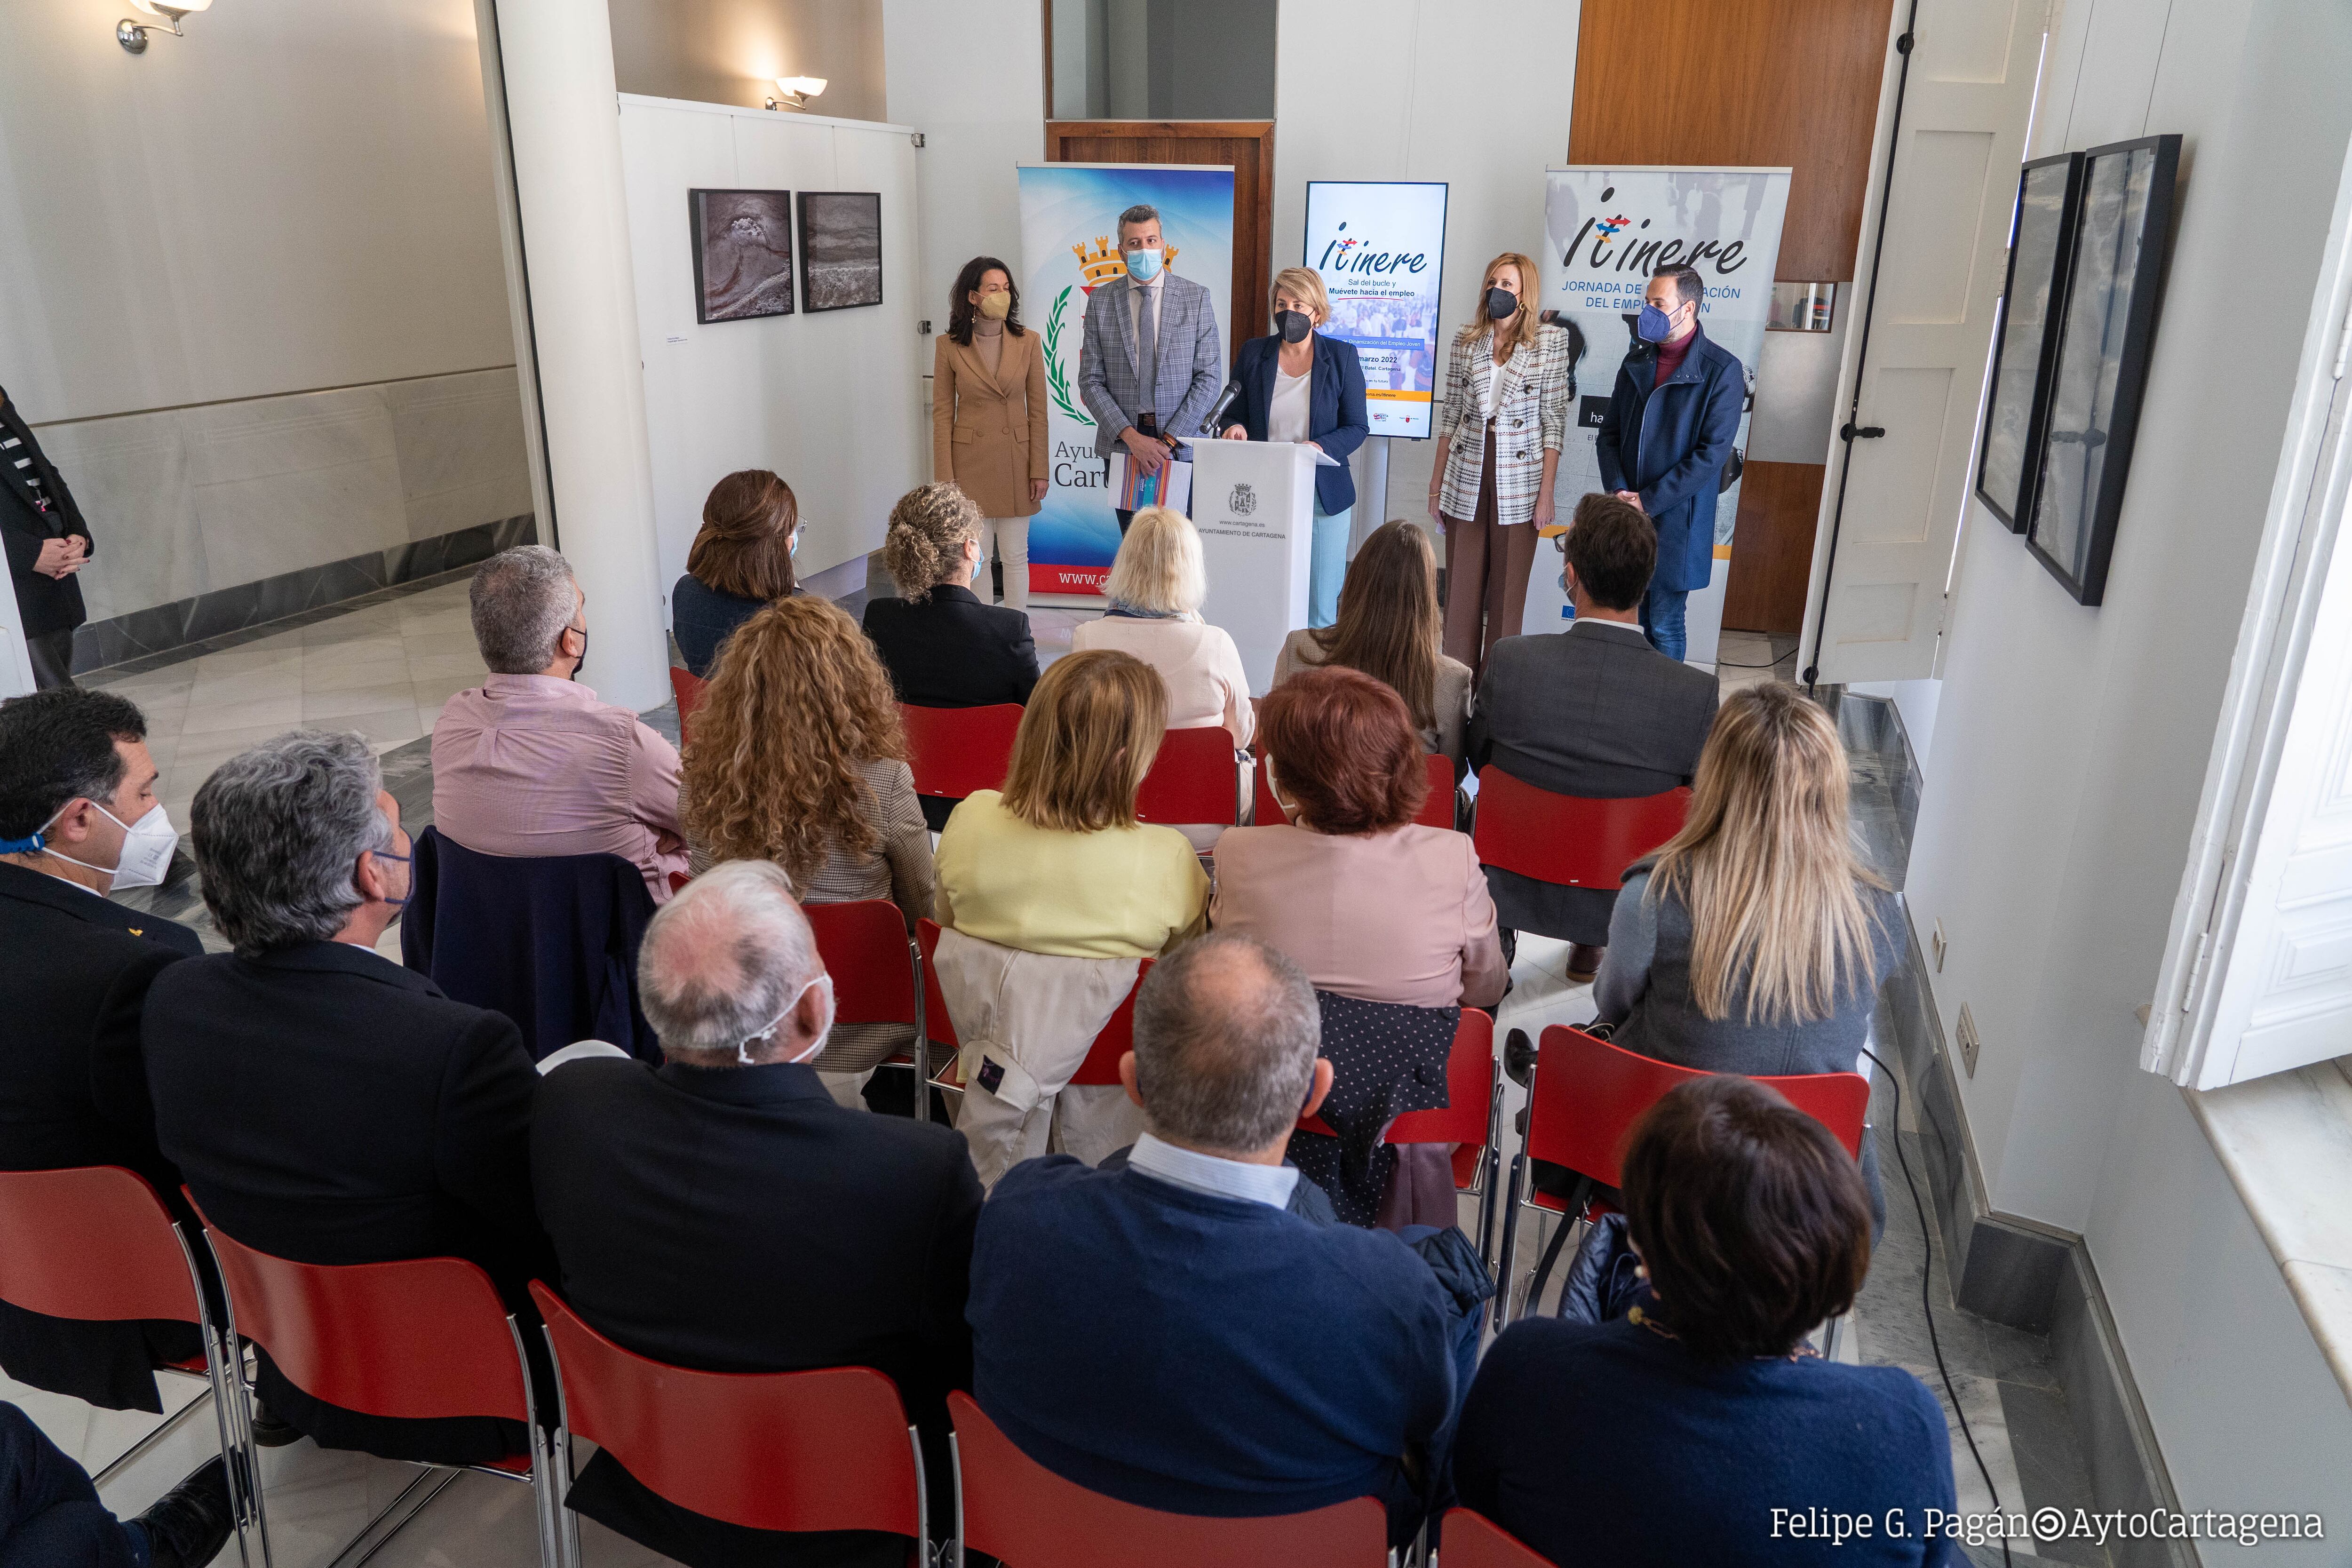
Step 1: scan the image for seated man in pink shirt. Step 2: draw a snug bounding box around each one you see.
[431,546,688,902]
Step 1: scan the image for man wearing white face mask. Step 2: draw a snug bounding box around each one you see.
[532,860,981,1568]
[1077,203,1224,536]
[0,688,205,1413]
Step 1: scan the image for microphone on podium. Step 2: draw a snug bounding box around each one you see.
[1199,379,1244,436]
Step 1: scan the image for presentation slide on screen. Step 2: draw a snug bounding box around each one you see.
[1018,163,1235,599]
[1526,165,1789,658]
[1303,182,1448,441]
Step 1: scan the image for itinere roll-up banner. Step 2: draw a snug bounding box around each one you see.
[1303,182,1448,440]
[1017,163,1236,600]
[1529,166,1789,666]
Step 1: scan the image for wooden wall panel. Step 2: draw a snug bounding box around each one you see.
[1569,0,1894,281]
[1044,121,1275,349]
[1723,460,1826,634]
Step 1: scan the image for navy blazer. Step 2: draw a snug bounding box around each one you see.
[1221,333,1370,516]
[1592,326,1746,593]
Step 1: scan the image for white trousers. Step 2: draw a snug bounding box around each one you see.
[956,1082,1144,1188]
[980,515,1031,611]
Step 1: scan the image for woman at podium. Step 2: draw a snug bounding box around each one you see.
[1217,267,1369,628]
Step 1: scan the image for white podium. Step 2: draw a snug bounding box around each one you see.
[1192,440,1319,694]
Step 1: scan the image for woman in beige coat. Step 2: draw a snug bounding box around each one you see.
[933,255,1049,610]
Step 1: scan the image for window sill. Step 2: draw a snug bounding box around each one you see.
[2183,1058,2352,1405]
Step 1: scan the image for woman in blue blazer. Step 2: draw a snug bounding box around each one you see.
[1218,267,1370,627]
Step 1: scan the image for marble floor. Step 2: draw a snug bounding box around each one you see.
[23,579,2097,1566]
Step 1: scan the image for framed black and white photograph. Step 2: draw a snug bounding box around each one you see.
[1974,151,2082,533]
[2025,134,2180,604]
[797,191,884,312]
[691,189,796,324]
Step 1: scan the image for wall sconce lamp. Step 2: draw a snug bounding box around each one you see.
[764,77,828,111]
[118,0,211,53]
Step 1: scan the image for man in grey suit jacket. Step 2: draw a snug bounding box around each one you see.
[1467,494,1718,981]
[1077,204,1223,533]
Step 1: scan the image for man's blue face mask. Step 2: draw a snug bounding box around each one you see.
[1636,302,1677,343]
[374,846,413,910]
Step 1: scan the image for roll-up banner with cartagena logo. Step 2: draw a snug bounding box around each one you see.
[1527,166,1788,667]
[1303,182,1448,440]
[1017,163,1235,601]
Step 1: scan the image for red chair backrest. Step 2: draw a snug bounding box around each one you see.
[528,1283,920,1536]
[1384,1009,1494,1148]
[1472,768,1690,889]
[915,917,957,1051]
[1135,727,1242,827]
[669,667,707,747]
[1252,751,1457,832]
[1416,753,1458,830]
[190,1199,528,1424]
[803,900,918,1028]
[1065,959,1153,1087]
[902,703,1024,802]
[1441,1507,1555,1568]
[0,1167,201,1324]
[1527,1026,1870,1188]
[947,1391,1388,1567]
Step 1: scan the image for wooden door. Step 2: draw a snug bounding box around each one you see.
[1043,120,1275,351]
[1723,462,1826,634]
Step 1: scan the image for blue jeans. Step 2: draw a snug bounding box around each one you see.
[1309,505,1351,629]
[1640,581,1689,661]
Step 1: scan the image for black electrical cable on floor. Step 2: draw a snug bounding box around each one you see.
[1859,1044,2012,1568]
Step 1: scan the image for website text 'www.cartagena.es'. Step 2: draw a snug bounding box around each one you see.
[1770,1506,2326,1549]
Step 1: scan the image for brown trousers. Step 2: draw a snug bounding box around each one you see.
[1442,423,1539,680]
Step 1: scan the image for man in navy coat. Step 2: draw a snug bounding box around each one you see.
[1594,263,1746,661]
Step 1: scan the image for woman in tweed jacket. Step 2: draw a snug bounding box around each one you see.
[1428,252,1573,677]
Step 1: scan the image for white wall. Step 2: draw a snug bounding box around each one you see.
[617,97,925,587]
[0,0,531,629]
[0,0,513,424]
[608,0,887,122]
[881,0,1045,348]
[1902,0,2352,1542]
[1271,0,1581,524]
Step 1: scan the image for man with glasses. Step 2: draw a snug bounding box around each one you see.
[1077,204,1224,535]
[1594,263,1746,661]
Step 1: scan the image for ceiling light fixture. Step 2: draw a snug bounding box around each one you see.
[118,0,212,53]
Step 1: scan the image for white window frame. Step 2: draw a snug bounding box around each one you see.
[2144,143,2352,1090]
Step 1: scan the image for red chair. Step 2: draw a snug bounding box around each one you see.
[0,1168,262,1552]
[1135,726,1245,828]
[189,1197,564,1567]
[1296,1010,1501,1261]
[1065,959,1153,1087]
[803,900,927,1115]
[528,1283,926,1566]
[947,1391,1390,1567]
[1254,751,1458,831]
[1493,1027,1870,1328]
[1470,767,1690,889]
[1441,1507,1554,1567]
[669,667,707,748]
[902,703,1024,806]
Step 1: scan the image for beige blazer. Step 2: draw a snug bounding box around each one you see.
[1271,629,1471,772]
[934,329,1049,518]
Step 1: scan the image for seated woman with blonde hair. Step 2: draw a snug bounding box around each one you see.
[1071,505,1252,749]
[681,596,932,1106]
[1273,519,1471,774]
[932,649,1208,1186]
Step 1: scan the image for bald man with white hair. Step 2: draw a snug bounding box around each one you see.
[532,861,980,1568]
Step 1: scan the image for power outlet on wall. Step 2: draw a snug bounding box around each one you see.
[1955,1003,1982,1078]
[1931,919,1948,973]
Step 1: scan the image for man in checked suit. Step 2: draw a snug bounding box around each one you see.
[1467,494,1718,983]
[0,386,95,690]
[1077,203,1223,534]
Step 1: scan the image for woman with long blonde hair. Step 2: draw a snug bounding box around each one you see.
[1591,683,1899,1218]
[1427,251,1575,678]
[1271,519,1470,771]
[682,596,933,1096]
